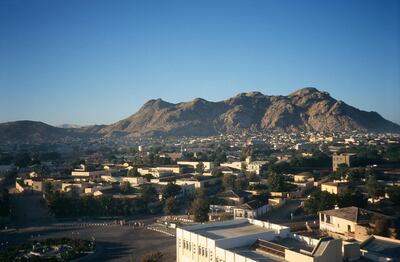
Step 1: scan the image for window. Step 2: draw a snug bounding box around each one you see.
[326,215,331,224]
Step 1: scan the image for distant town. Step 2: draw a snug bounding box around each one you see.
[1,130,400,261]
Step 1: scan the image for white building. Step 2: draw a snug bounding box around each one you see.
[121,176,145,186]
[233,200,270,219]
[178,161,215,171]
[177,218,343,262]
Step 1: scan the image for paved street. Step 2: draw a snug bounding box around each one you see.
[2,191,176,262]
[263,199,303,222]
[1,221,176,262]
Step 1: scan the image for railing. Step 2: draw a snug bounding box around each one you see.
[252,239,286,257]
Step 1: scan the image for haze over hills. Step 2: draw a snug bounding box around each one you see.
[1,88,399,143]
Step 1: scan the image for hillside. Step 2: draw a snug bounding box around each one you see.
[1,88,399,143]
[0,121,94,144]
[98,87,400,137]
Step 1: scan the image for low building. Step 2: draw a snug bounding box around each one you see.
[294,172,313,183]
[321,182,348,196]
[121,176,146,186]
[138,167,178,177]
[319,206,396,241]
[233,200,270,219]
[175,176,220,189]
[360,235,400,262]
[246,161,268,175]
[332,153,355,172]
[23,178,44,192]
[61,182,86,194]
[220,162,243,171]
[71,169,104,179]
[215,189,248,205]
[268,198,286,208]
[154,165,182,174]
[177,161,215,171]
[176,218,343,262]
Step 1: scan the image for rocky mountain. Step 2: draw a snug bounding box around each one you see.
[1,88,399,143]
[98,87,400,137]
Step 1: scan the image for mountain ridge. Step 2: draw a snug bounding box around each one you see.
[0,87,399,143]
[98,87,400,137]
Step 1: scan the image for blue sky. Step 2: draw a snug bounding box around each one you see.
[0,0,399,126]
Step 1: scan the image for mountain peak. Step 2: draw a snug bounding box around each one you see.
[289,87,321,97]
[192,97,208,103]
[142,98,173,109]
[236,91,265,98]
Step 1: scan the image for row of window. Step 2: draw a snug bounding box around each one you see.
[321,214,332,224]
[181,239,212,258]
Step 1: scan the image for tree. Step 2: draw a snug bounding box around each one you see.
[196,162,205,174]
[128,147,138,155]
[213,148,227,164]
[164,197,178,215]
[211,168,223,177]
[384,145,400,163]
[241,146,253,161]
[386,186,400,205]
[338,190,367,208]
[14,152,31,168]
[236,178,249,190]
[223,174,236,189]
[142,186,158,203]
[331,164,348,180]
[144,173,153,182]
[268,173,285,192]
[304,191,337,214]
[120,181,132,194]
[366,175,383,202]
[346,169,363,184]
[191,197,209,222]
[162,183,181,200]
[373,217,389,237]
[241,162,247,173]
[0,153,13,165]
[0,188,10,217]
[43,181,53,195]
[127,167,140,177]
[268,161,291,174]
[141,252,164,262]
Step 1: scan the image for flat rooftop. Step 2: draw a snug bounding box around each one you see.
[272,237,314,252]
[191,221,273,240]
[229,246,285,262]
[361,237,400,259]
